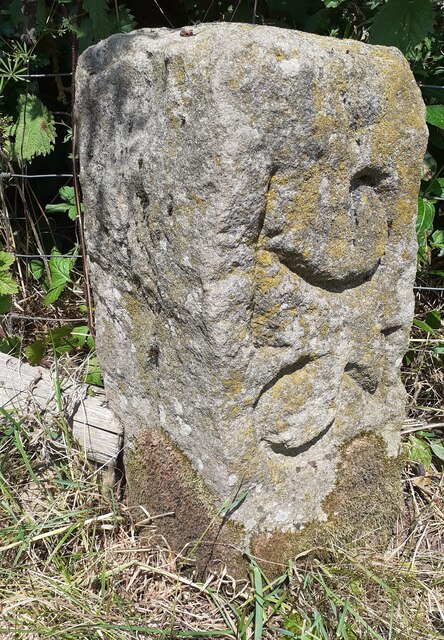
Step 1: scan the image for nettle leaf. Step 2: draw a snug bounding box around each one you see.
[10,94,56,162]
[369,0,434,54]
[44,248,78,306]
[426,105,444,130]
[9,0,24,27]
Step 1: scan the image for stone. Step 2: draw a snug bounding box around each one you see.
[76,23,428,572]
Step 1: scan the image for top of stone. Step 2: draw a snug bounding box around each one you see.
[79,21,409,72]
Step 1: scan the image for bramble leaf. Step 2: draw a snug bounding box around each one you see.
[44,248,78,306]
[45,186,82,222]
[0,271,18,295]
[0,251,15,271]
[29,259,44,281]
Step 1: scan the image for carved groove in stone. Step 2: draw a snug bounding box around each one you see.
[263,418,335,457]
[272,249,381,293]
[253,355,315,409]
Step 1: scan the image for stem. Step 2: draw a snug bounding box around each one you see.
[71,1,95,338]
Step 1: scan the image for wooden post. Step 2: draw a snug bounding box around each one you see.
[0,352,122,465]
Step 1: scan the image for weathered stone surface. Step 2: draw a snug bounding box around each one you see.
[76,23,427,568]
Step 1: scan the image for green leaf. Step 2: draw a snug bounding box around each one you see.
[59,186,75,202]
[25,340,46,366]
[416,197,435,256]
[0,336,21,357]
[421,152,437,180]
[0,251,15,271]
[0,295,12,313]
[70,326,92,350]
[426,105,444,130]
[408,435,432,469]
[9,0,23,27]
[45,203,70,214]
[0,271,18,295]
[44,248,78,306]
[430,441,444,462]
[10,94,57,162]
[425,310,441,329]
[48,325,79,355]
[45,187,82,221]
[413,318,435,333]
[82,0,114,41]
[29,259,44,281]
[427,178,444,197]
[369,0,434,54]
[431,230,444,256]
[433,346,444,354]
[323,0,345,7]
[68,206,78,221]
[85,357,103,386]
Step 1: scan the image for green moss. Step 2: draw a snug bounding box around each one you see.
[250,433,403,577]
[125,428,246,577]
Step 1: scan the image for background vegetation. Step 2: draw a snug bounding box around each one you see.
[0,1,443,638]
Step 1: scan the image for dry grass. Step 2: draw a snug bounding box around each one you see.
[0,286,442,639]
[0,395,443,639]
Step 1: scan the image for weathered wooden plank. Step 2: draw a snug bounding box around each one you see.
[0,352,122,465]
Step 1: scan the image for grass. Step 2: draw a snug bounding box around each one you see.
[0,281,441,639]
[0,387,443,639]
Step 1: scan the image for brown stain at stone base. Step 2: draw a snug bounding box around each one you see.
[124,428,246,577]
[251,433,403,577]
[126,431,402,579]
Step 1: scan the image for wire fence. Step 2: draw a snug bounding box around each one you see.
[0,71,442,348]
